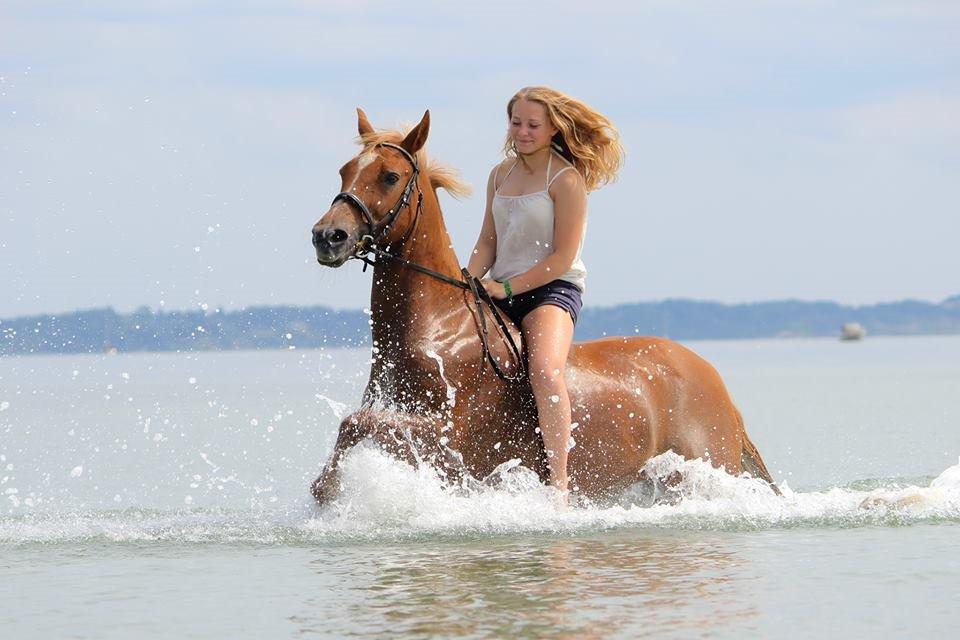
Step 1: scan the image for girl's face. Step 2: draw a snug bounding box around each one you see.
[509,99,558,155]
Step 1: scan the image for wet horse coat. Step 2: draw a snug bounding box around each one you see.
[310,109,775,503]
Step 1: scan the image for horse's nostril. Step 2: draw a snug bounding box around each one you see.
[313,227,350,250]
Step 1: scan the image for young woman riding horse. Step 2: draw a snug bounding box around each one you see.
[467,87,624,498]
[309,103,777,506]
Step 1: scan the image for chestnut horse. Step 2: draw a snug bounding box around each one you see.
[309,108,776,504]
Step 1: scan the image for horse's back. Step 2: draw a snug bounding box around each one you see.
[564,335,745,494]
[568,334,728,393]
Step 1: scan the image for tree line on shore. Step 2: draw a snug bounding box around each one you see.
[2,296,959,356]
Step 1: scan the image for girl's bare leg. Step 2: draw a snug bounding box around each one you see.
[522,304,575,494]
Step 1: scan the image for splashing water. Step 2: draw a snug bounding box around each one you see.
[3,446,958,545]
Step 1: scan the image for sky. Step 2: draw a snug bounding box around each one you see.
[1,0,958,318]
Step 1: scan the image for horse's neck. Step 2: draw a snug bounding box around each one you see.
[369,187,466,352]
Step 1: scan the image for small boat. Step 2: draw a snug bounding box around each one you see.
[840,323,866,341]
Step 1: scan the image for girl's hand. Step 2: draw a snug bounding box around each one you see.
[481,278,507,300]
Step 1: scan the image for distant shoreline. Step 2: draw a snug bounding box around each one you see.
[2,296,959,356]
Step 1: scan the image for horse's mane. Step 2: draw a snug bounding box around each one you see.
[358,129,472,199]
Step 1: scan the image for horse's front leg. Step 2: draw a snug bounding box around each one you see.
[311,408,445,505]
[311,411,365,504]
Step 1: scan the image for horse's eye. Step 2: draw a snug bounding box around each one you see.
[384,172,401,185]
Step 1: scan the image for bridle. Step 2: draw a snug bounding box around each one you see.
[329,142,525,383]
[331,142,422,245]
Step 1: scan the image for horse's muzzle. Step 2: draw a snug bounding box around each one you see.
[312,223,354,267]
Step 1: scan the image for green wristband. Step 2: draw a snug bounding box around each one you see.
[503,279,513,302]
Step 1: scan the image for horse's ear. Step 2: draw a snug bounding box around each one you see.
[400,110,430,155]
[357,108,374,137]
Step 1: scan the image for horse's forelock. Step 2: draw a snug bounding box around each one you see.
[357,129,405,150]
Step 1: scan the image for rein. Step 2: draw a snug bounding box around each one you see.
[331,143,526,383]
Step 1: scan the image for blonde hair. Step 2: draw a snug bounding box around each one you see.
[503,86,624,192]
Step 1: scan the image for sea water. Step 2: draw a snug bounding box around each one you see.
[1,336,958,638]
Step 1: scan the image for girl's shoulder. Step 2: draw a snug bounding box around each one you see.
[489,157,518,190]
[548,159,586,195]
[492,157,517,175]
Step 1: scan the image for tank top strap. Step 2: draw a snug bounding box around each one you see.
[547,150,576,189]
[547,165,576,189]
[545,152,552,189]
[495,160,519,195]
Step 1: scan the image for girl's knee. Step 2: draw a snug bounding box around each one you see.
[528,354,566,378]
[529,364,567,395]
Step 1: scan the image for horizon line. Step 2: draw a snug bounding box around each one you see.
[3,293,959,322]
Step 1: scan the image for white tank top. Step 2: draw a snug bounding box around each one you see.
[489,151,587,292]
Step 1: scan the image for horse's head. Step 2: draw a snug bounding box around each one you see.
[311,108,430,267]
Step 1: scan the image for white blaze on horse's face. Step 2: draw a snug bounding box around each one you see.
[347,151,378,193]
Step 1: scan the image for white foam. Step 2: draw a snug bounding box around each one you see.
[303,447,960,539]
[3,450,959,545]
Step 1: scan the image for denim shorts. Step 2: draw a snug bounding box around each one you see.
[493,279,583,327]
